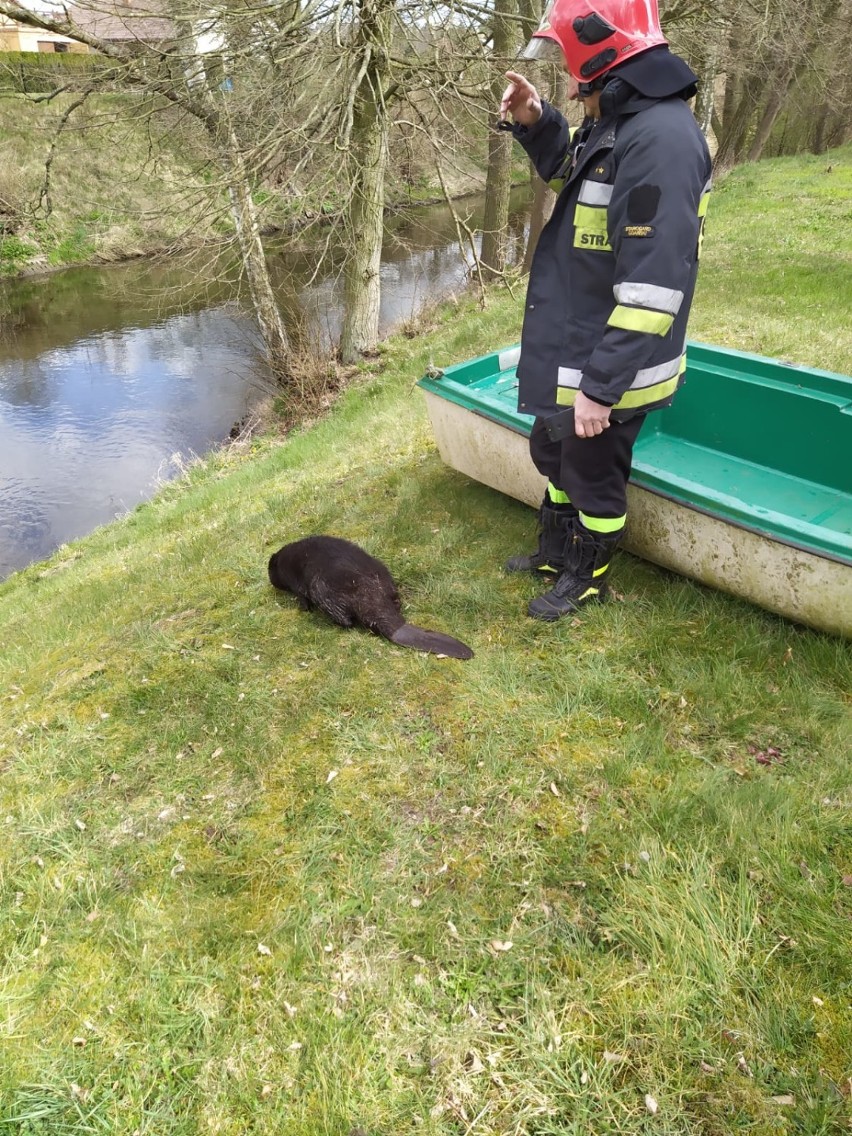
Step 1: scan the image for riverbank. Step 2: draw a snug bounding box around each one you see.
[0,92,213,275]
[1,147,851,1134]
[0,90,499,279]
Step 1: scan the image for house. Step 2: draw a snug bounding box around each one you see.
[66,0,174,50]
[0,0,174,54]
[0,0,88,52]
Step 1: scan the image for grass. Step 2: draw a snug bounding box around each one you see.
[0,91,218,274]
[0,147,851,1134]
[688,145,852,372]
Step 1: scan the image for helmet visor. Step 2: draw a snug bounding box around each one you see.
[520,34,565,64]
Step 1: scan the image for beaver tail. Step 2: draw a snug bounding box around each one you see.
[390,622,473,660]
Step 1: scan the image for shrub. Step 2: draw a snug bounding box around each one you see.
[0,51,123,93]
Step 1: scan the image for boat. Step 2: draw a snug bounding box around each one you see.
[418,341,852,637]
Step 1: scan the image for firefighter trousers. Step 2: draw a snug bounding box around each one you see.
[528,412,646,520]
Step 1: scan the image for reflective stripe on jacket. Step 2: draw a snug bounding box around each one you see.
[513,95,712,421]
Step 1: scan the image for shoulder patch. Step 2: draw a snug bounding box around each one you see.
[622,224,656,238]
[627,183,661,223]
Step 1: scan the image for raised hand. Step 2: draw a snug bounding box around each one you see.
[500,71,543,127]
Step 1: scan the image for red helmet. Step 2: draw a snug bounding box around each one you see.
[522,0,668,83]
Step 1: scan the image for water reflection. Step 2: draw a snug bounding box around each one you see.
[0,308,263,578]
[0,189,532,579]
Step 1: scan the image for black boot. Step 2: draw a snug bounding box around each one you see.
[505,500,577,575]
[527,523,622,621]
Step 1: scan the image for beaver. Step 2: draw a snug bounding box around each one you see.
[267,536,474,660]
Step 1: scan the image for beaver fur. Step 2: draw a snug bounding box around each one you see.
[268,535,473,661]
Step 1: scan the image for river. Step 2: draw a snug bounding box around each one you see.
[0,190,532,580]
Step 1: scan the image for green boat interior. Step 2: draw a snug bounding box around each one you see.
[417,341,852,565]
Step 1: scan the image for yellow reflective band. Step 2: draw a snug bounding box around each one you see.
[557,356,684,410]
[613,373,681,409]
[547,482,571,505]
[574,203,608,231]
[573,203,612,252]
[698,192,711,217]
[608,305,674,336]
[579,512,626,534]
[578,587,600,601]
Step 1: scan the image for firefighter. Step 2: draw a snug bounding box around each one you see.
[500,0,712,621]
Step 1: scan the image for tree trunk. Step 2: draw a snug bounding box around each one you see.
[720,44,738,127]
[522,163,554,273]
[480,0,518,281]
[713,85,758,170]
[746,86,787,162]
[810,104,831,153]
[480,120,513,280]
[223,122,291,382]
[693,46,717,139]
[522,67,564,272]
[339,1,393,363]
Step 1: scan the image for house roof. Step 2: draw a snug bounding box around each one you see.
[66,0,175,44]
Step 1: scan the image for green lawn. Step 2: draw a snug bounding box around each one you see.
[0,146,850,1135]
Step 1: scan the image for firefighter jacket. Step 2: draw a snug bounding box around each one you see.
[512,90,712,421]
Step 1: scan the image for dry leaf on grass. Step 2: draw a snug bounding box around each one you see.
[464,1052,485,1075]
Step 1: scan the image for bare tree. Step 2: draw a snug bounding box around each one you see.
[671,0,852,169]
[338,0,394,362]
[0,0,293,380]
